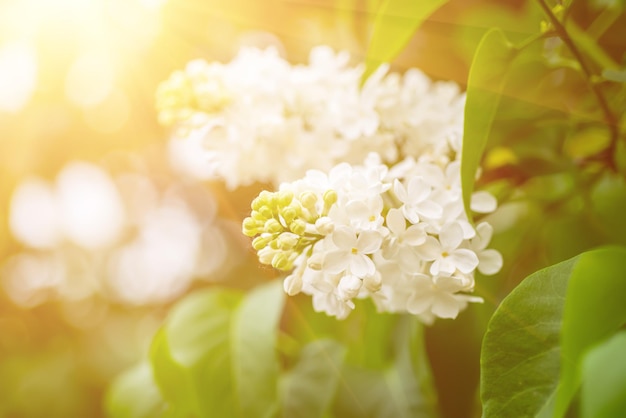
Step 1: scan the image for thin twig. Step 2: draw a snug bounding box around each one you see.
[536,0,620,170]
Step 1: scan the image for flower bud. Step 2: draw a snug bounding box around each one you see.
[252,235,271,250]
[289,219,306,236]
[277,190,294,207]
[283,273,303,296]
[299,192,318,209]
[314,217,334,235]
[277,232,299,250]
[307,252,324,270]
[271,252,293,271]
[264,219,283,234]
[242,217,261,236]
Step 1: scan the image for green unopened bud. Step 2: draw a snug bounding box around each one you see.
[252,235,272,250]
[269,238,280,250]
[322,190,338,214]
[259,206,273,219]
[251,191,272,210]
[277,232,299,250]
[271,252,293,271]
[242,217,261,237]
[277,190,294,207]
[299,192,318,209]
[265,219,283,234]
[281,206,297,224]
[289,219,306,236]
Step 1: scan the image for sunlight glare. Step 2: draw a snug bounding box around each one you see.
[0,41,38,113]
[65,50,115,108]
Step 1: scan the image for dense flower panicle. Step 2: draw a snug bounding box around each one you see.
[158,46,465,188]
[243,154,503,321]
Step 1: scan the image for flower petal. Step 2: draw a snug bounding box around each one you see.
[323,250,349,274]
[416,200,443,220]
[356,230,383,254]
[407,176,430,203]
[386,208,406,236]
[403,224,427,246]
[439,222,464,250]
[349,254,376,277]
[332,226,356,249]
[449,248,479,274]
[471,191,497,213]
[477,249,503,275]
[431,293,464,319]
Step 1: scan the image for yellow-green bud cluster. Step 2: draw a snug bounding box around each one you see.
[242,189,337,271]
[156,66,232,129]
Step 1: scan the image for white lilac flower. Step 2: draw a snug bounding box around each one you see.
[244,155,501,322]
[323,227,382,278]
[417,222,479,276]
[159,45,467,189]
[393,177,442,224]
[467,222,504,275]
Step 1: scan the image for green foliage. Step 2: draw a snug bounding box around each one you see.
[362,0,449,82]
[148,282,284,417]
[461,28,513,221]
[105,362,166,418]
[333,316,437,418]
[280,339,346,418]
[581,332,626,418]
[481,247,626,418]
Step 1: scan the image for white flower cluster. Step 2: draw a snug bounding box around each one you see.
[243,154,502,322]
[157,46,465,188]
[4,160,239,307]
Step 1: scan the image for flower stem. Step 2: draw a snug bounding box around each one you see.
[536,0,620,170]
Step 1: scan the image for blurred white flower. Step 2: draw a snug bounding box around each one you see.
[56,162,126,249]
[158,46,466,189]
[9,178,62,249]
[4,158,236,308]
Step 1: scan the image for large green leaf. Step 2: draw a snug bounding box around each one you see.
[461,28,513,221]
[149,282,285,417]
[164,288,241,417]
[554,247,626,416]
[150,329,198,414]
[105,362,166,418]
[280,339,346,418]
[480,257,571,417]
[231,280,285,418]
[481,247,626,417]
[581,331,626,418]
[362,0,449,82]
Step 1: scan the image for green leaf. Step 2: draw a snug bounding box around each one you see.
[554,247,626,416]
[480,247,626,417]
[232,280,285,418]
[581,331,626,418]
[362,0,449,82]
[280,339,346,418]
[602,68,626,83]
[149,329,197,413]
[105,362,166,418]
[150,283,286,417]
[461,28,513,221]
[480,256,571,418]
[333,316,437,418]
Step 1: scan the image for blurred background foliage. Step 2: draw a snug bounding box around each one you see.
[0,0,625,417]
